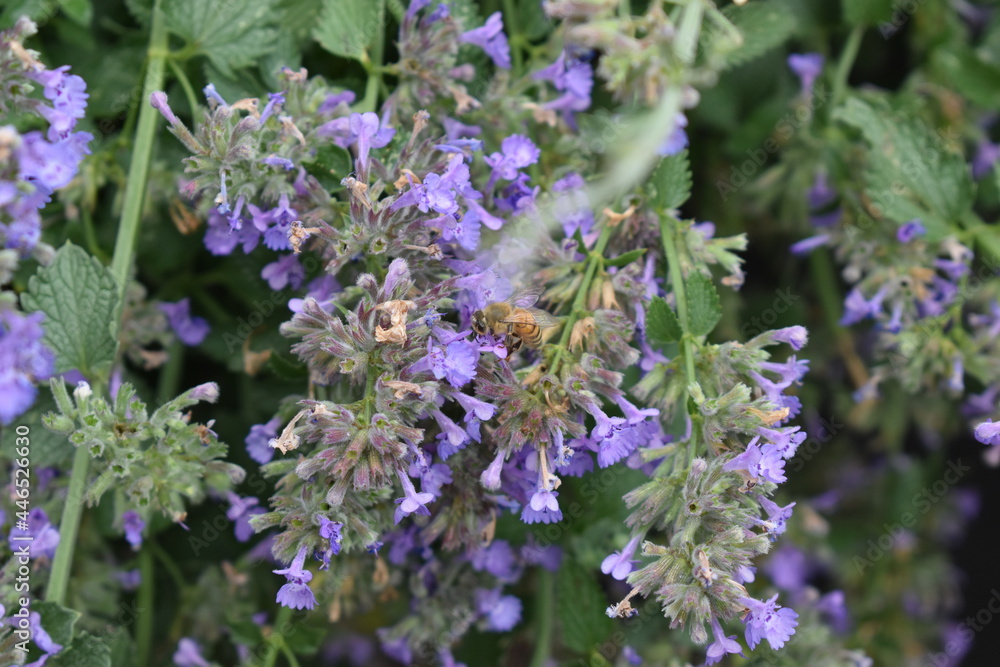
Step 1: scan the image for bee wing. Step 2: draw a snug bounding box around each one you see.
[499,308,560,328]
[504,286,543,308]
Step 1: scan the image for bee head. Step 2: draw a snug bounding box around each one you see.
[471,309,486,335]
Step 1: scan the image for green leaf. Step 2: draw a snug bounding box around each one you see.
[519,0,553,40]
[842,0,894,27]
[604,248,646,268]
[59,0,93,25]
[716,0,799,70]
[931,47,1000,110]
[163,0,279,77]
[556,560,614,654]
[686,272,722,337]
[302,144,353,192]
[2,393,73,468]
[35,601,81,648]
[647,296,683,345]
[649,150,692,211]
[48,632,111,667]
[313,0,385,61]
[22,243,120,378]
[833,96,975,242]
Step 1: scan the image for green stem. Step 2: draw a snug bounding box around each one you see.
[528,569,554,667]
[46,0,168,608]
[502,0,524,75]
[43,446,89,604]
[262,605,295,667]
[136,548,155,666]
[110,0,168,300]
[359,19,386,114]
[157,341,185,404]
[550,223,615,373]
[167,59,199,120]
[280,644,302,667]
[661,217,696,383]
[150,540,186,591]
[80,206,106,262]
[831,25,863,107]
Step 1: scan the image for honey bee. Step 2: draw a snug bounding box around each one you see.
[471,287,559,354]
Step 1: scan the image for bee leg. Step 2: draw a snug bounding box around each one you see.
[504,334,522,356]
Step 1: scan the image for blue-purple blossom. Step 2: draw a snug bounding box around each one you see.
[122,510,145,550]
[790,233,833,255]
[521,488,563,524]
[723,439,787,485]
[623,646,643,665]
[757,496,795,538]
[470,539,520,582]
[740,594,799,650]
[115,569,142,591]
[258,91,286,125]
[657,113,689,156]
[25,611,63,664]
[261,253,305,290]
[8,507,59,559]
[460,12,511,69]
[410,330,479,388]
[787,53,824,94]
[0,309,55,424]
[973,139,1000,179]
[226,493,265,542]
[173,637,210,667]
[974,419,1000,445]
[552,172,593,236]
[485,135,540,187]
[159,298,210,346]
[394,472,435,524]
[897,219,927,242]
[274,545,317,610]
[350,112,396,174]
[246,417,281,464]
[475,588,522,631]
[481,449,506,490]
[601,534,642,580]
[533,52,594,126]
[705,616,743,665]
[771,326,809,351]
[318,516,344,569]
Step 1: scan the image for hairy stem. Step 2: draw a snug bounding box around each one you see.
[832,25,863,107]
[136,548,155,665]
[46,0,168,609]
[262,605,295,667]
[528,568,554,667]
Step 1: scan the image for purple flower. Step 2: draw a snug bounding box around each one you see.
[226,493,264,542]
[470,540,520,582]
[475,588,522,631]
[787,53,824,94]
[973,140,1000,179]
[317,516,344,569]
[246,417,280,464]
[258,91,286,125]
[723,439,787,485]
[349,112,395,175]
[534,52,594,126]
[460,12,511,69]
[261,253,305,290]
[623,646,643,665]
[173,637,210,667]
[756,426,806,459]
[600,534,642,580]
[962,385,999,418]
[897,219,926,242]
[17,130,92,193]
[481,449,506,490]
[740,594,799,650]
[411,333,479,388]
[394,472,435,524]
[771,326,808,350]
[657,113,689,156]
[596,424,639,468]
[159,298,210,346]
[188,382,220,403]
[274,545,317,610]
[521,489,563,524]
[122,510,145,550]
[790,233,832,255]
[817,590,850,633]
[0,309,55,424]
[149,91,179,125]
[8,507,59,559]
[840,286,888,325]
[115,569,142,591]
[705,616,743,665]
[757,496,795,538]
[203,83,228,107]
[764,544,811,592]
[484,135,540,187]
[552,172,593,236]
[974,419,1000,445]
[24,611,63,664]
